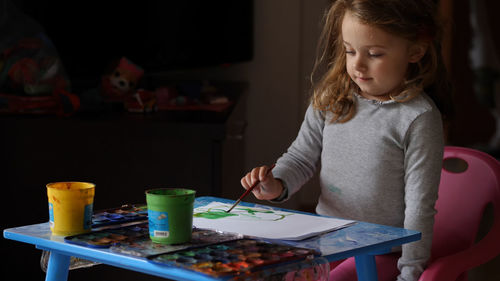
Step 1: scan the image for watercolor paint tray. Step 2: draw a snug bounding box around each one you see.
[64,223,150,248]
[147,238,320,277]
[92,204,148,228]
[110,228,243,257]
[64,223,243,257]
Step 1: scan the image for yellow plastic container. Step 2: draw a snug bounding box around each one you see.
[46,182,95,236]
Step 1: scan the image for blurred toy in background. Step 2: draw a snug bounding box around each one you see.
[154,86,178,111]
[0,1,79,116]
[124,89,156,113]
[0,36,80,115]
[4,38,67,94]
[101,57,144,101]
[152,80,230,112]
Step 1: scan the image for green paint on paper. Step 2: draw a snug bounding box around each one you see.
[235,207,289,221]
[235,207,273,215]
[193,210,237,219]
[194,205,292,221]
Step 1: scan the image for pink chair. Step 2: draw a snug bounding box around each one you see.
[419,146,500,281]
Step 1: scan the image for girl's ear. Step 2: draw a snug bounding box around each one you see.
[408,42,428,63]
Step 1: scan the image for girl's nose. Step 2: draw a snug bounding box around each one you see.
[352,55,367,72]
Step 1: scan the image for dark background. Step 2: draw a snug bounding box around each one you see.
[2,1,251,280]
[2,0,500,280]
[18,0,253,79]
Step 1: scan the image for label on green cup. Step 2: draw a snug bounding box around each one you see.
[148,210,170,238]
[48,202,54,228]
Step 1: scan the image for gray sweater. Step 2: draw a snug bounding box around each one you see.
[272,93,443,281]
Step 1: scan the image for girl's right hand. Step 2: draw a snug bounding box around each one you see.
[240,165,284,200]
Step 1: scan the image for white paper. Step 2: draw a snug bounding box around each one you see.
[193,202,355,240]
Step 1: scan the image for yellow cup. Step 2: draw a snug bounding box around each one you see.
[46,182,95,236]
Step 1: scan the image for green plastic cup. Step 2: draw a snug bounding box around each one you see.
[145,188,196,244]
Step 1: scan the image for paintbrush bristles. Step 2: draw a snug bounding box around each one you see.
[225,198,242,213]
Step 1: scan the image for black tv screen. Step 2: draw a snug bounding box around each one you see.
[16,0,254,80]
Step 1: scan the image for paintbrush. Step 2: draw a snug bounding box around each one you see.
[226,163,276,213]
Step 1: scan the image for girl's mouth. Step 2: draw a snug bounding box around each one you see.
[357,76,372,82]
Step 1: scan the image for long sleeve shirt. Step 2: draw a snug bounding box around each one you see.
[272,92,444,281]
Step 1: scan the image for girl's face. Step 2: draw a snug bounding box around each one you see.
[342,11,423,101]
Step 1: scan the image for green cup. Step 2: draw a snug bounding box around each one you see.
[145,188,196,244]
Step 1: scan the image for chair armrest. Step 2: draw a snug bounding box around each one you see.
[418,253,467,281]
[419,214,500,281]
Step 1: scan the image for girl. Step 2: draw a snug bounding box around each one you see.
[241,0,451,280]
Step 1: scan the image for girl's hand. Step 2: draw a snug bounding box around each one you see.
[240,165,284,200]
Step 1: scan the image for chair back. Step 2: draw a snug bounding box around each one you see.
[431,146,500,261]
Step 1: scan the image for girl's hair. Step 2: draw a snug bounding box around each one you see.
[311,0,452,123]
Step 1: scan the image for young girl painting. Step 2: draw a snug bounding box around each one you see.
[241,0,451,280]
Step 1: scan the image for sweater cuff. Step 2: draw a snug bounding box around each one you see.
[269,183,289,203]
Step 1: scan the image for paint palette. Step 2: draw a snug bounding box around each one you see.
[64,222,243,257]
[92,204,148,227]
[148,239,320,277]
[110,228,243,257]
[65,223,150,248]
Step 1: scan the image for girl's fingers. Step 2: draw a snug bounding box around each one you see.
[241,173,253,189]
[240,166,275,199]
[259,165,273,182]
[251,167,262,183]
[241,169,263,189]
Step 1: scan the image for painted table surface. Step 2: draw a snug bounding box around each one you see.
[4,196,420,281]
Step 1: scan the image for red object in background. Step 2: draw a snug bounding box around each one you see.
[154,86,177,110]
[153,85,232,112]
[0,89,80,116]
[101,57,144,101]
[124,89,156,113]
[8,58,39,86]
[0,33,79,116]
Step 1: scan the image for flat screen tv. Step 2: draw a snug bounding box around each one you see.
[16,0,254,81]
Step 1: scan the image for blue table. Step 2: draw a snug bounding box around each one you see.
[3,196,420,281]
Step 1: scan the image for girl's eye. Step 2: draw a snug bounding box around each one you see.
[369,53,383,58]
[345,50,355,55]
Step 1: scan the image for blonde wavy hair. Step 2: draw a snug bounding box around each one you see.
[311,0,450,123]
